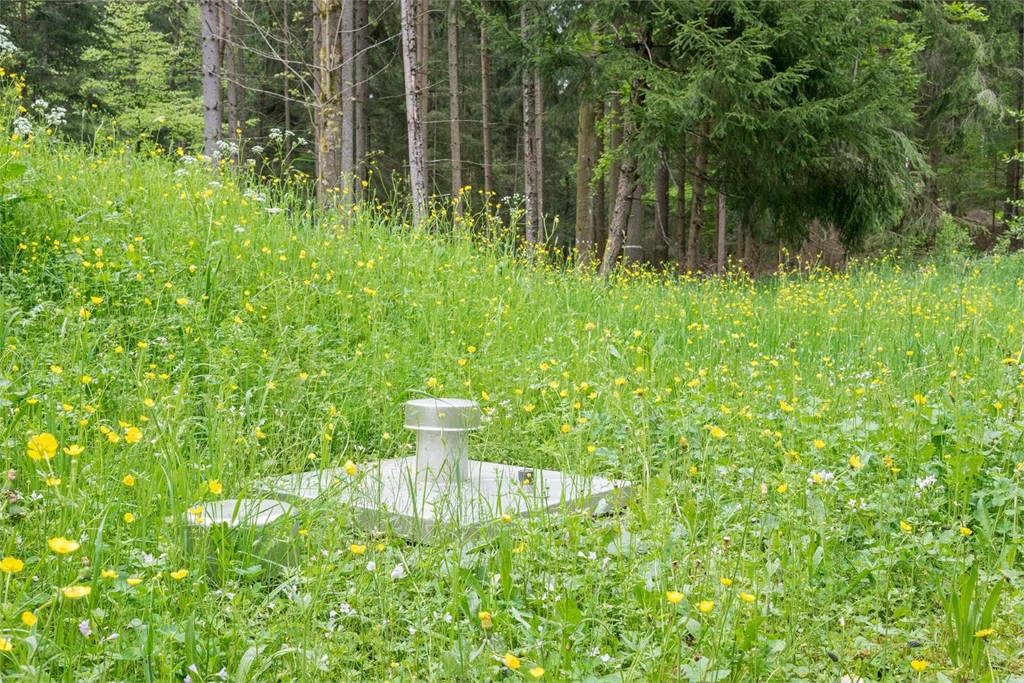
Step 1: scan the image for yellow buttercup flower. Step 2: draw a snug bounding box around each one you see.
[0,556,25,573]
[910,659,928,672]
[123,512,135,523]
[529,666,545,679]
[478,611,493,629]
[849,455,864,469]
[21,611,38,627]
[974,628,994,638]
[666,590,684,604]
[779,400,794,413]
[350,544,367,555]
[720,577,733,587]
[101,568,119,579]
[708,426,727,439]
[61,585,92,599]
[208,480,223,495]
[63,444,84,456]
[739,592,756,603]
[0,637,11,652]
[960,526,973,536]
[122,474,136,487]
[124,427,143,444]
[48,537,80,554]
[503,653,521,670]
[900,520,913,532]
[170,569,188,580]
[126,578,143,586]
[343,460,358,476]
[698,600,715,614]
[27,433,58,460]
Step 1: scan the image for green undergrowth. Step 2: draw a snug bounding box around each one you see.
[1,108,1024,682]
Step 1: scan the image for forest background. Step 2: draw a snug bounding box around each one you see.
[1,0,1023,270]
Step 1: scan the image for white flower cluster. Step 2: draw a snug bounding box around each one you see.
[12,117,32,137]
[0,23,16,54]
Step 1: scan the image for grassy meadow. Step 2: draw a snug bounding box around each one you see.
[2,91,1024,683]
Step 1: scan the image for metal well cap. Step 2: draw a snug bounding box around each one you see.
[404,398,481,431]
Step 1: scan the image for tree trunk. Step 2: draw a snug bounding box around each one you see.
[608,96,623,237]
[675,135,687,270]
[354,0,369,192]
[283,0,291,134]
[535,70,544,229]
[716,187,726,274]
[447,0,463,217]
[199,0,222,160]
[340,0,356,204]
[480,4,493,209]
[595,115,605,263]
[736,222,746,270]
[686,119,710,272]
[314,0,344,203]
[927,145,940,207]
[401,0,428,228]
[599,79,641,276]
[416,0,428,186]
[599,158,637,276]
[220,1,242,164]
[574,100,597,268]
[1005,20,1023,230]
[623,180,644,266]
[743,222,755,270]
[653,154,670,268]
[521,5,540,246]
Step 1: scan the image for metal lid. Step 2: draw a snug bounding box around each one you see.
[188,498,296,528]
[404,398,481,431]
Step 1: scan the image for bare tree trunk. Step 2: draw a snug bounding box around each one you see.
[595,115,605,263]
[220,0,241,165]
[653,154,670,268]
[480,4,493,208]
[200,0,222,160]
[401,0,428,228]
[340,0,356,204]
[736,222,746,270]
[354,0,369,192]
[416,0,429,186]
[686,119,710,272]
[169,1,182,89]
[675,135,687,270]
[599,158,637,276]
[535,70,544,229]
[1005,20,1023,231]
[447,0,463,217]
[314,0,344,202]
[623,180,644,266]
[716,187,726,274]
[743,222,755,269]
[608,96,622,236]
[574,100,597,268]
[283,0,291,134]
[521,5,540,246]
[599,79,641,276]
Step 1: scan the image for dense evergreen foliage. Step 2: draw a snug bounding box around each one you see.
[0,0,1021,267]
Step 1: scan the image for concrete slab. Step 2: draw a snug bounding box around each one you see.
[257,456,631,541]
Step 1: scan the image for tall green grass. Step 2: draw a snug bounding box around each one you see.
[1,92,1024,682]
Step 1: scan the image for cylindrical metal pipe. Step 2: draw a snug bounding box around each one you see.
[404,398,480,485]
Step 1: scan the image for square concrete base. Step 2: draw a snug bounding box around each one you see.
[257,457,631,541]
